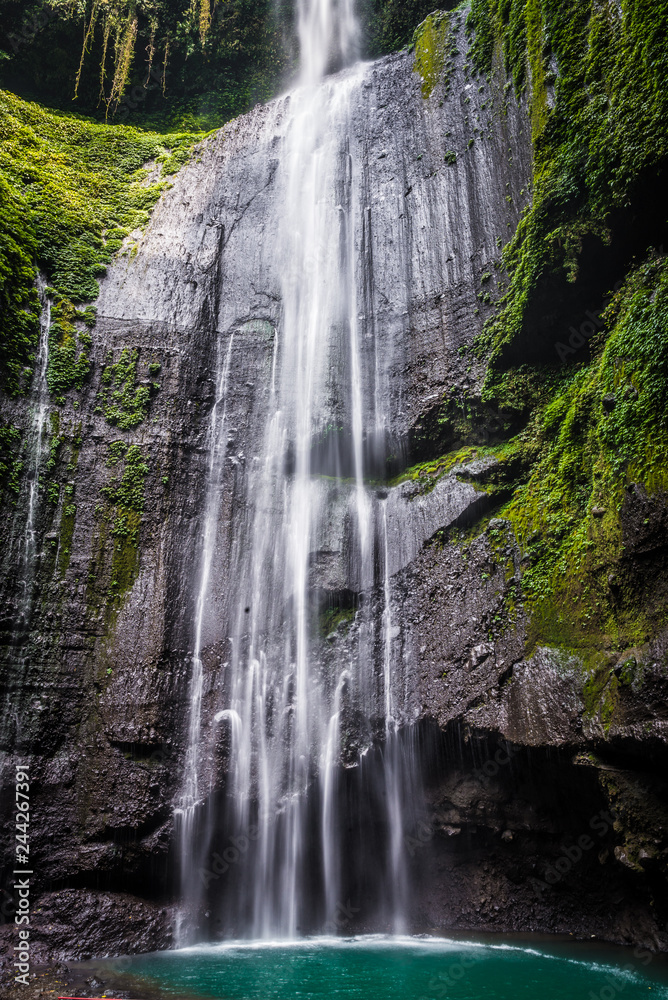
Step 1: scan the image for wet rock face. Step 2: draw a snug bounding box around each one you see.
[0,29,666,959]
[0,890,174,965]
[0,37,531,957]
[411,730,668,951]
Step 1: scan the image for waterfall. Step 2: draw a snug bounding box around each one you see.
[0,281,51,743]
[23,280,51,582]
[177,0,419,941]
[381,503,408,932]
[2,279,51,627]
[175,333,236,942]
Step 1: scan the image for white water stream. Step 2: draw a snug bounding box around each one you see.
[20,280,51,606]
[177,0,417,941]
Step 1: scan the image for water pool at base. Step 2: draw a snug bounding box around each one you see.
[92,936,668,1000]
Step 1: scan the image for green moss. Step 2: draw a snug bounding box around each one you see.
[466,0,668,373]
[55,436,82,577]
[319,605,357,637]
[411,250,668,668]
[413,10,454,98]
[46,297,92,396]
[0,88,201,392]
[467,0,496,72]
[96,443,150,613]
[498,254,668,657]
[362,0,461,57]
[107,440,129,467]
[98,348,157,429]
[582,662,619,730]
[452,2,668,672]
[391,444,491,491]
[0,176,40,395]
[57,502,76,577]
[0,421,23,497]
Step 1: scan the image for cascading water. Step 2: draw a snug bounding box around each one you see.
[175,333,236,942]
[0,281,51,740]
[24,283,51,576]
[17,281,51,593]
[177,0,420,941]
[1,280,51,624]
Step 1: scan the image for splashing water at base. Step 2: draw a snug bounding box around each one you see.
[85,936,668,1000]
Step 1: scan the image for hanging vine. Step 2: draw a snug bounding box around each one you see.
[108,10,139,107]
[55,0,216,110]
[73,0,102,99]
[198,0,211,43]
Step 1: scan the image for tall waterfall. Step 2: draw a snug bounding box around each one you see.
[177,0,420,941]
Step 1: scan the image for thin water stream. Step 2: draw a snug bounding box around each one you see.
[0,280,51,739]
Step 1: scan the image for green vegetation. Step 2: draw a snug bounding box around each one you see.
[391,444,493,492]
[501,253,668,655]
[362,0,461,56]
[46,297,92,399]
[0,2,466,132]
[411,0,668,665]
[463,0,668,374]
[57,489,77,576]
[413,10,456,98]
[0,421,22,497]
[101,442,150,543]
[0,0,293,128]
[424,250,668,663]
[99,442,150,607]
[319,604,357,637]
[0,176,40,394]
[0,88,200,395]
[53,430,82,575]
[97,348,159,429]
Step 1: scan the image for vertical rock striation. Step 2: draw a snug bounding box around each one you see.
[3,3,666,960]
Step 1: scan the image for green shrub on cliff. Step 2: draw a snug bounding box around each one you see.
[0,175,40,394]
[0,89,201,395]
[0,0,292,128]
[457,1,668,656]
[464,0,668,367]
[502,253,668,652]
[0,420,23,497]
[98,348,156,429]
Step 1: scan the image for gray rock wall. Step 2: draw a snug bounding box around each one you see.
[3,23,667,961]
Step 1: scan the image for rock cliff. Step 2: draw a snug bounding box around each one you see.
[2,2,668,965]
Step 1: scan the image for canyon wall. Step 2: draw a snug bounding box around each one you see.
[2,4,668,963]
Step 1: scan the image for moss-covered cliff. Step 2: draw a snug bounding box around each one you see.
[411,0,668,672]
